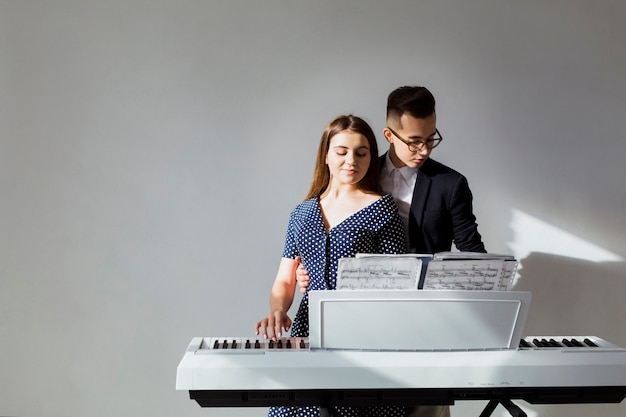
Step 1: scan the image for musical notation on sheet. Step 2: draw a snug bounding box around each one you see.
[336,253,518,291]
[336,256,422,290]
[423,259,517,291]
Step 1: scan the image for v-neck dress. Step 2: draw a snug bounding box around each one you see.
[267,194,408,417]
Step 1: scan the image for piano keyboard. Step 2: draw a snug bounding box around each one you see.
[201,336,309,351]
[177,335,626,408]
[197,335,617,352]
[520,336,602,348]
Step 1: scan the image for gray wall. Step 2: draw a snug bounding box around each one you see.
[1,1,625,416]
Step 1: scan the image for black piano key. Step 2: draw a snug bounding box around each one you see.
[549,338,561,347]
[269,340,274,349]
[519,339,532,348]
[299,339,306,349]
[277,340,283,349]
[584,338,598,347]
[231,339,237,349]
[245,339,251,349]
[562,338,574,347]
[570,338,584,347]
[286,339,292,349]
[222,340,228,349]
[213,339,220,349]
[255,340,261,349]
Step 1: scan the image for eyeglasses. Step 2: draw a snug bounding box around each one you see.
[387,127,443,151]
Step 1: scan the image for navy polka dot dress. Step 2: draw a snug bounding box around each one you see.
[269,194,408,417]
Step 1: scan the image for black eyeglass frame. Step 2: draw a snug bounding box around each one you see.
[387,127,443,151]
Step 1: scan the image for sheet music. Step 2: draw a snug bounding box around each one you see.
[499,260,518,291]
[423,259,518,290]
[336,253,518,291]
[336,255,422,290]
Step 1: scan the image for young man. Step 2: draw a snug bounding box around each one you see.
[296,86,487,417]
[380,85,485,254]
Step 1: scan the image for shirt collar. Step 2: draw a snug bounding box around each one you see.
[382,153,418,182]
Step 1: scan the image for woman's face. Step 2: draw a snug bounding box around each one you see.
[325,130,371,186]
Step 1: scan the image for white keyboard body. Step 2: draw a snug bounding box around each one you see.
[176,335,626,407]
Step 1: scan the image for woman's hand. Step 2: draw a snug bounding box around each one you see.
[295,255,310,294]
[255,310,292,341]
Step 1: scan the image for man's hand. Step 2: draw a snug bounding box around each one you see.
[295,255,310,294]
[254,310,292,341]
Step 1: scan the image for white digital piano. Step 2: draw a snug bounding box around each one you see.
[176,290,626,417]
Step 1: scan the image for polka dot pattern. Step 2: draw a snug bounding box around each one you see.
[269,194,407,417]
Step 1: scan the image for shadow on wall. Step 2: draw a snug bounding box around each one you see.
[514,252,626,347]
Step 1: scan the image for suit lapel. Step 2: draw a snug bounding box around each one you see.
[411,166,431,227]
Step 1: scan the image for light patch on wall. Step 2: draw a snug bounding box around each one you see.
[507,209,623,263]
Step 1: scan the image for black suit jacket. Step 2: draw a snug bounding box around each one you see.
[380,155,486,254]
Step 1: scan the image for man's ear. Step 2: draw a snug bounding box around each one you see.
[382,127,394,143]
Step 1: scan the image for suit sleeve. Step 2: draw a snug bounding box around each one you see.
[449,176,486,253]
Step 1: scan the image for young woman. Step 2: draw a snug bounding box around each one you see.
[255,114,408,417]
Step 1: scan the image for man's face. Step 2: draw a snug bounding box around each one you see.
[384,113,437,169]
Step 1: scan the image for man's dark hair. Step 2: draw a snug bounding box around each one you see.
[387,86,436,125]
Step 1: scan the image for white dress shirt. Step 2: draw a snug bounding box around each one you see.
[380,154,418,245]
